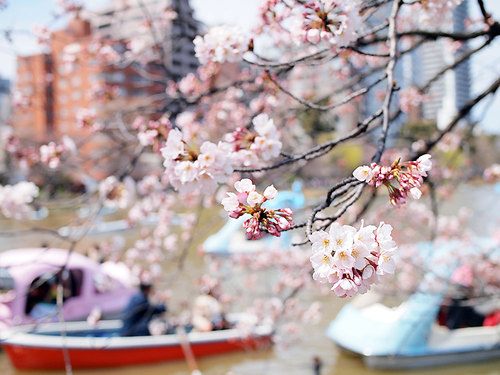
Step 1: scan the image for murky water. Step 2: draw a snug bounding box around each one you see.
[1,184,499,375]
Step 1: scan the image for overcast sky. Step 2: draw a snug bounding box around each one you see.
[0,0,498,133]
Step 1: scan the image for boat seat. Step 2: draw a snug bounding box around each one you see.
[428,324,500,351]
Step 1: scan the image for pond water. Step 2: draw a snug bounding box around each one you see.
[1,184,499,375]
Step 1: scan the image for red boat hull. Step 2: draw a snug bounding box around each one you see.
[3,335,272,370]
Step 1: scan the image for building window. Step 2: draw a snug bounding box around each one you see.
[105,72,125,83]
[58,79,68,89]
[130,88,147,96]
[22,72,33,81]
[71,76,81,86]
[72,91,82,100]
[89,74,101,83]
[117,87,126,97]
[24,85,34,95]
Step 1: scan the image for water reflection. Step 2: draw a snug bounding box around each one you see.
[1,184,500,374]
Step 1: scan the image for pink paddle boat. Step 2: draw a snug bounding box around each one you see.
[0,248,135,329]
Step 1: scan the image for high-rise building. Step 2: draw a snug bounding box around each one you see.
[0,76,11,175]
[87,0,199,80]
[0,77,10,123]
[362,0,470,133]
[13,0,199,144]
[401,0,471,129]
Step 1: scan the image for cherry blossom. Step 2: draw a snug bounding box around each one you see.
[221,179,294,240]
[0,181,39,220]
[194,25,250,65]
[39,137,76,169]
[310,221,398,297]
[98,176,134,209]
[290,0,361,48]
[76,108,100,131]
[399,86,427,114]
[223,114,282,166]
[161,129,234,195]
[32,24,51,48]
[483,163,500,182]
[420,0,464,21]
[353,154,433,207]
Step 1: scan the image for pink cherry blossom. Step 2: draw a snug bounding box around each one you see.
[0,181,39,220]
[194,25,249,65]
[353,155,433,206]
[309,220,398,297]
[221,179,294,240]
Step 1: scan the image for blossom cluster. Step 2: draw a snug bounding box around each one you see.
[310,221,397,297]
[90,83,119,102]
[0,181,39,220]
[483,163,500,183]
[87,42,121,65]
[98,176,134,209]
[291,0,361,48]
[160,113,283,195]
[161,129,233,195]
[399,87,427,114]
[3,128,76,170]
[134,116,172,152]
[194,25,250,65]
[221,179,294,240]
[419,0,464,21]
[225,114,282,165]
[32,24,51,48]
[76,108,100,132]
[39,136,76,169]
[353,154,432,206]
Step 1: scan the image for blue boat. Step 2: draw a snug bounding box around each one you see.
[327,240,500,369]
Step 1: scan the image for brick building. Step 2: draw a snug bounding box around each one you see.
[13,0,199,145]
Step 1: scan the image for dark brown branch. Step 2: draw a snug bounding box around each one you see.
[372,0,401,164]
[234,108,383,173]
[415,74,500,158]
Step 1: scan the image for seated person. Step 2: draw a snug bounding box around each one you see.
[445,266,485,329]
[28,277,58,321]
[446,296,485,329]
[120,282,166,336]
[191,288,230,332]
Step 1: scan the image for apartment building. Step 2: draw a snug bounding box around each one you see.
[13,0,199,144]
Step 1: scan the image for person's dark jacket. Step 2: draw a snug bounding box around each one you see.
[120,291,166,336]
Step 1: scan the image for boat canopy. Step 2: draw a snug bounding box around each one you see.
[327,292,443,356]
[327,238,500,356]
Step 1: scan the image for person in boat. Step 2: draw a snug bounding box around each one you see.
[120,282,166,336]
[191,288,230,332]
[443,265,485,329]
[27,278,55,320]
[28,274,66,321]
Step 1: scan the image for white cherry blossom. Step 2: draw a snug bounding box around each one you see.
[234,178,255,193]
[247,191,264,207]
[263,185,278,200]
[353,165,372,182]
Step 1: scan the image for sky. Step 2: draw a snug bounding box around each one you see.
[0,0,498,133]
